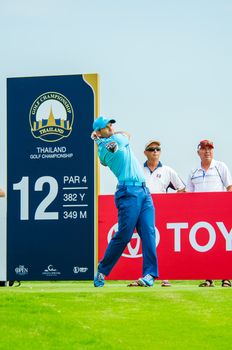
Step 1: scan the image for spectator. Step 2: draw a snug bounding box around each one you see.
[0,188,6,286]
[0,188,20,287]
[186,139,232,287]
[144,140,185,287]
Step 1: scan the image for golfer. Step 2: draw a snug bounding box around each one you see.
[91,116,158,287]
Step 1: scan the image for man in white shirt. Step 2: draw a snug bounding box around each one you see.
[144,140,185,287]
[187,139,232,287]
[0,189,6,286]
[0,189,20,288]
[144,140,185,194]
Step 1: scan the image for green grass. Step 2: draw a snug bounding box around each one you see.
[0,280,231,350]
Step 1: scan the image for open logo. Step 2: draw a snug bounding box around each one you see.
[29,92,74,142]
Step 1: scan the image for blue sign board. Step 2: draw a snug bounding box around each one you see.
[7,74,98,280]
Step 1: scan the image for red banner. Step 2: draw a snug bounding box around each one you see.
[98,193,232,280]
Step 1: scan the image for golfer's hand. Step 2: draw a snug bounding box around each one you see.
[91,132,98,141]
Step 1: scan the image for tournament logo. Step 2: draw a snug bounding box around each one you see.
[15,265,29,276]
[29,92,74,142]
[73,266,88,274]
[42,264,61,277]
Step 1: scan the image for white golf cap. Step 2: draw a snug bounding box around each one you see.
[145,140,161,150]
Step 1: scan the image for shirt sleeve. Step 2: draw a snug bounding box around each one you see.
[169,168,185,190]
[112,133,129,149]
[186,173,194,192]
[98,134,129,166]
[219,162,232,188]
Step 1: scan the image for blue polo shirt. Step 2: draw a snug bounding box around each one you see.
[97,133,145,183]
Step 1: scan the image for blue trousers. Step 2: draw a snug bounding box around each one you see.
[98,185,158,278]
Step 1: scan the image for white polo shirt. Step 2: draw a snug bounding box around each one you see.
[143,161,185,193]
[186,159,232,192]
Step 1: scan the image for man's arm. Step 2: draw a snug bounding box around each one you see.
[0,188,5,197]
[114,131,130,139]
[185,173,194,192]
[219,162,232,191]
[169,168,186,192]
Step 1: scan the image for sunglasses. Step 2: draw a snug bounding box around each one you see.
[146,147,161,152]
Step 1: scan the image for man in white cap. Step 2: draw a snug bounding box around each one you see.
[144,140,185,194]
[91,116,158,287]
[144,140,185,287]
[187,139,232,287]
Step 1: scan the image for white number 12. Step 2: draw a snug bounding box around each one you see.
[13,176,59,220]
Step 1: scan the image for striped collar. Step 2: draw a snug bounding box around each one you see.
[195,159,216,172]
[144,160,162,174]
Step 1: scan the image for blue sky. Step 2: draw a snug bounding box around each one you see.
[1,0,232,193]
